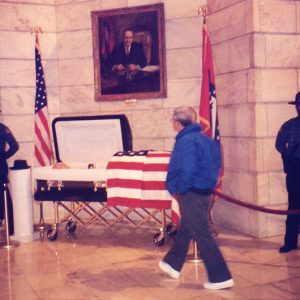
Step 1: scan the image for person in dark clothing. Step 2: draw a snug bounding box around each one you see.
[158,106,234,290]
[275,91,300,253]
[0,123,19,235]
[109,29,147,80]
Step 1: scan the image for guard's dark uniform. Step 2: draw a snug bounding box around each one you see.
[275,96,300,252]
[0,123,19,235]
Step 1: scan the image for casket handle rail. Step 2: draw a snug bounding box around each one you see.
[46,180,63,191]
[94,181,106,192]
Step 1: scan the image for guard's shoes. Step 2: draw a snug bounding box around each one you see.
[158,261,180,279]
[279,245,297,253]
[203,278,234,290]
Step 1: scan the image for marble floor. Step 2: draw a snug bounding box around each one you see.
[0,222,299,300]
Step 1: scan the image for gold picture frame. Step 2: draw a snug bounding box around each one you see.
[91,3,167,101]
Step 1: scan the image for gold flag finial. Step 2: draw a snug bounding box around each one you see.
[30,26,43,43]
[198,5,208,24]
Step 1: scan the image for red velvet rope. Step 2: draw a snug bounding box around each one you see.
[214,190,300,215]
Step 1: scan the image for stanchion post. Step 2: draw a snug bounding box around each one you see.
[0,182,19,249]
[187,240,202,264]
[34,202,50,232]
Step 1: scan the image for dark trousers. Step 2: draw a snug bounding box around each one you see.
[0,181,14,235]
[163,191,232,283]
[284,169,300,247]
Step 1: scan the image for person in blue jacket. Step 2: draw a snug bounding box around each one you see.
[0,123,19,235]
[158,106,234,290]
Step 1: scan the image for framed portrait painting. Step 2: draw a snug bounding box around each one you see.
[91,3,167,101]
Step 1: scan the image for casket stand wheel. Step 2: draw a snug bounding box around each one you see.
[166,223,177,237]
[47,227,58,241]
[66,220,76,233]
[153,222,177,247]
[153,231,165,247]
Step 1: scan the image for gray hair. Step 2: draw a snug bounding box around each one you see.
[173,106,197,127]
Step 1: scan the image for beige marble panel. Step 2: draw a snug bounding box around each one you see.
[222,170,256,203]
[100,98,163,112]
[228,35,251,71]
[165,17,201,50]
[57,30,92,59]
[249,211,267,238]
[214,36,251,74]
[252,34,266,68]
[131,109,174,138]
[208,0,243,12]
[269,171,287,204]
[1,32,33,59]
[256,172,270,207]
[266,103,296,137]
[213,41,230,75]
[213,200,251,236]
[55,2,94,32]
[266,212,285,237]
[217,70,248,105]
[259,0,296,33]
[46,87,61,114]
[0,3,56,32]
[132,138,165,151]
[163,0,205,19]
[254,104,268,137]
[166,48,201,79]
[58,58,94,85]
[298,2,300,33]
[248,69,262,103]
[164,78,201,109]
[266,35,300,68]
[59,85,98,113]
[1,87,35,114]
[261,138,282,173]
[219,104,255,137]
[222,137,253,172]
[260,69,297,102]
[55,1,127,32]
[209,2,247,43]
[0,60,35,86]
[3,0,54,3]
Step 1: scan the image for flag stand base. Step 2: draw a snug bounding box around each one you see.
[187,240,202,264]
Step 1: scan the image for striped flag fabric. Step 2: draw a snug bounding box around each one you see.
[200,24,220,141]
[200,23,223,187]
[106,150,180,225]
[100,19,115,61]
[34,38,54,166]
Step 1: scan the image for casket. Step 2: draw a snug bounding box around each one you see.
[32,114,132,240]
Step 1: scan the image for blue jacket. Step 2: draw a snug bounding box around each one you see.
[166,123,220,195]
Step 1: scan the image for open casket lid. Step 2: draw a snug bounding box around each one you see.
[52,114,132,164]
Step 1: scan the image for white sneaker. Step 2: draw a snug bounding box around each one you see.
[158,261,180,279]
[203,279,234,290]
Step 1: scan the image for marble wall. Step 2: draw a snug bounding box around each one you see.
[209,0,300,237]
[1,0,299,237]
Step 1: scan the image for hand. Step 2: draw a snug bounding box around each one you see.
[113,64,126,71]
[127,64,139,71]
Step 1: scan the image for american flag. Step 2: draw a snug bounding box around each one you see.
[200,24,223,187]
[106,150,180,225]
[34,39,54,166]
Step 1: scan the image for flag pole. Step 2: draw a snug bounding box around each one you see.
[186,4,212,264]
[30,26,50,234]
[198,5,220,237]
